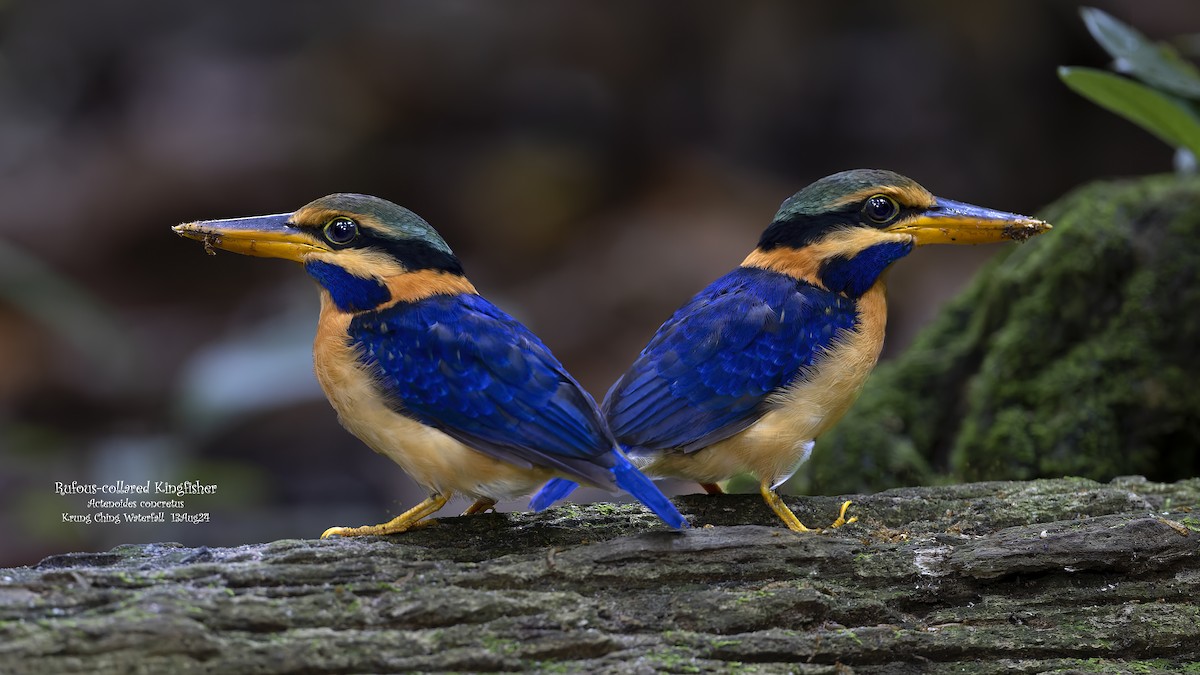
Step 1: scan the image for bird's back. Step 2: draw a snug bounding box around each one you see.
[604,266,863,454]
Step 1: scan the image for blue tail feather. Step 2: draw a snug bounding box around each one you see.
[610,453,688,529]
[529,478,579,511]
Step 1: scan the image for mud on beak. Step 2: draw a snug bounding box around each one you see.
[884,198,1051,245]
[173,213,325,261]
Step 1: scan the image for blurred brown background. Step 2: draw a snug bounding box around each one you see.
[0,0,1194,566]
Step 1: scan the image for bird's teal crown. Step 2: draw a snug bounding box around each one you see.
[310,194,453,255]
[758,169,935,251]
[174,192,477,311]
[773,169,925,220]
[295,193,457,261]
[288,193,467,311]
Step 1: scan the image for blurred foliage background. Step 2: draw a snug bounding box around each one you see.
[1,0,1195,566]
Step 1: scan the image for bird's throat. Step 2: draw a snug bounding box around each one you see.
[305,260,391,313]
[742,232,913,298]
[306,260,480,315]
[817,240,913,297]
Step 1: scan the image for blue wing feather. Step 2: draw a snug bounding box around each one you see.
[349,293,616,486]
[604,266,859,452]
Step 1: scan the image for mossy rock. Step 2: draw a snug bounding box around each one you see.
[799,174,1200,496]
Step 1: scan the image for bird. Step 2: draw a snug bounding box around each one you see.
[173,193,688,537]
[531,169,1050,531]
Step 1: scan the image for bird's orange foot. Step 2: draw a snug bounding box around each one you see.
[759,481,815,532]
[461,497,497,516]
[758,482,857,533]
[321,492,450,539]
[827,500,858,529]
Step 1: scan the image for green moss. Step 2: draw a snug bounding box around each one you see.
[734,589,774,604]
[805,175,1200,495]
[591,503,618,516]
[837,628,864,646]
[529,660,575,674]
[480,635,521,656]
[710,639,742,648]
[651,647,704,673]
[1058,659,1193,674]
[555,503,585,518]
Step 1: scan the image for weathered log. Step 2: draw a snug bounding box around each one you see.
[2,477,1197,674]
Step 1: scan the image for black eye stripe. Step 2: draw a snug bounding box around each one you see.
[308,218,466,274]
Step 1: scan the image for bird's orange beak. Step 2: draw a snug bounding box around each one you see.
[884,198,1051,245]
[173,213,323,262]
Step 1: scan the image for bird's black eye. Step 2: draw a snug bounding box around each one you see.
[323,217,359,245]
[862,195,900,224]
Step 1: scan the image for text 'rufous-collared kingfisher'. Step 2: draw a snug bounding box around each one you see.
[175,194,687,537]
[532,169,1050,531]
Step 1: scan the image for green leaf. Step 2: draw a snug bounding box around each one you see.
[1080,6,1200,100]
[1059,66,1200,156]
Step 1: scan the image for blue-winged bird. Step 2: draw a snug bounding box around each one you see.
[174,194,687,536]
[532,169,1050,531]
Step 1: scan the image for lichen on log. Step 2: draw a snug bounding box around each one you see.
[2,477,1198,673]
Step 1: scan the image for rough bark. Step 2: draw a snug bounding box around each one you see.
[805,175,1200,496]
[3,477,1198,674]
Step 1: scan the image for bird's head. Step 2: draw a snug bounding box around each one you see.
[174,194,470,312]
[746,169,1051,296]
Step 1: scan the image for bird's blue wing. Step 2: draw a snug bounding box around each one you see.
[604,266,859,452]
[349,293,615,486]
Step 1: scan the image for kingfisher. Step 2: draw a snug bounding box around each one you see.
[173,193,687,537]
[532,169,1050,531]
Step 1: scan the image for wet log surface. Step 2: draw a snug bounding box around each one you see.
[3,477,1198,674]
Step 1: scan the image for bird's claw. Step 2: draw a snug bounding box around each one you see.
[320,493,450,539]
[320,525,353,539]
[826,500,858,529]
[461,497,498,516]
[760,481,857,533]
[320,518,439,539]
